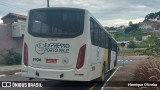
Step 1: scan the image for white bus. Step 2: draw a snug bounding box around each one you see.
[21,7,118,81]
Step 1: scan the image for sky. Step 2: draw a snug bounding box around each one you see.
[0,0,160,27]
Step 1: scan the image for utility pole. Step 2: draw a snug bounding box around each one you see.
[47,0,49,8]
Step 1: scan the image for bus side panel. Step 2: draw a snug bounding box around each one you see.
[99,48,109,78]
[88,45,105,80]
[110,41,117,69]
[103,48,109,72]
[110,50,117,69]
[86,13,104,80]
[78,11,91,81]
[106,38,111,71]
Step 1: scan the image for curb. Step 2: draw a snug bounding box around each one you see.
[101,67,120,90]
[0,69,21,76]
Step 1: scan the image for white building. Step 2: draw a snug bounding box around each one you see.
[0,13,27,63]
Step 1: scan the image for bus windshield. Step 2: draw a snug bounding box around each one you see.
[28,9,84,38]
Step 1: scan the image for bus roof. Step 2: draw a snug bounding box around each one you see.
[86,11,117,43]
[29,7,85,12]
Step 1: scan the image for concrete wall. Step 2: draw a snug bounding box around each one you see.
[3,18,14,25]
[0,24,23,63]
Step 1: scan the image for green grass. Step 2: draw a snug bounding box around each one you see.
[118,49,144,56]
[0,64,20,67]
[115,36,134,41]
[115,30,154,41]
[136,41,156,48]
[0,64,8,67]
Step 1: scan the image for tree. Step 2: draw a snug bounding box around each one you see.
[144,13,156,21]
[127,40,136,49]
[104,26,117,31]
[109,26,116,30]
[124,26,132,33]
[130,24,139,30]
[104,26,109,30]
[124,21,139,33]
[144,11,160,21]
[129,21,133,27]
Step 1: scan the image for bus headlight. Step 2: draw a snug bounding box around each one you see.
[62,57,69,65]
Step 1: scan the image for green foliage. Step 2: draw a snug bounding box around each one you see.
[155,38,160,47]
[143,48,153,56]
[104,26,117,31]
[115,34,133,41]
[1,48,21,65]
[136,34,160,48]
[144,11,160,21]
[134,49,144,55]
[124,26,132,33]
[136,41,155,48]
[104,26,109,30]
[135,33,157,48]
[127,40,136,49]
[156,22,160,27]
[143,47,160,56]
[129,21,133,26]
[115,30,158,49]
[157,48,160,55]
[115,30,145,41]
[125,23,139,33]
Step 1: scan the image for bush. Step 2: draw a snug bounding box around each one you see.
[134,49,144,55]
[1,48,21,65]
[127,40,136,49]
[134,58,160,90]
[143,48,152,56]
[143,47,160,56]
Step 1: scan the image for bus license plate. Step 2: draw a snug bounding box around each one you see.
[46,59,57,63]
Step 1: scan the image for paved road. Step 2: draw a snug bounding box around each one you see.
[0,74,95,90]
[0,72,113,90]
[0,65,20,71]
[117,59,138,66]
[0,56,148,90]
[117,56,148,66]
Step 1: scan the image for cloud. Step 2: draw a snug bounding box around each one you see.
[0,0,160,26]
[99,18,144,27]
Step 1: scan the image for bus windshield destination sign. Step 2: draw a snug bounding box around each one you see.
[35,41,70,54]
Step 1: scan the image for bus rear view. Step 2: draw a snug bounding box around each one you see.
[21,8,88,81]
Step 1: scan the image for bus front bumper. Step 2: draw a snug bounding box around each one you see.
[21,65,89,81]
